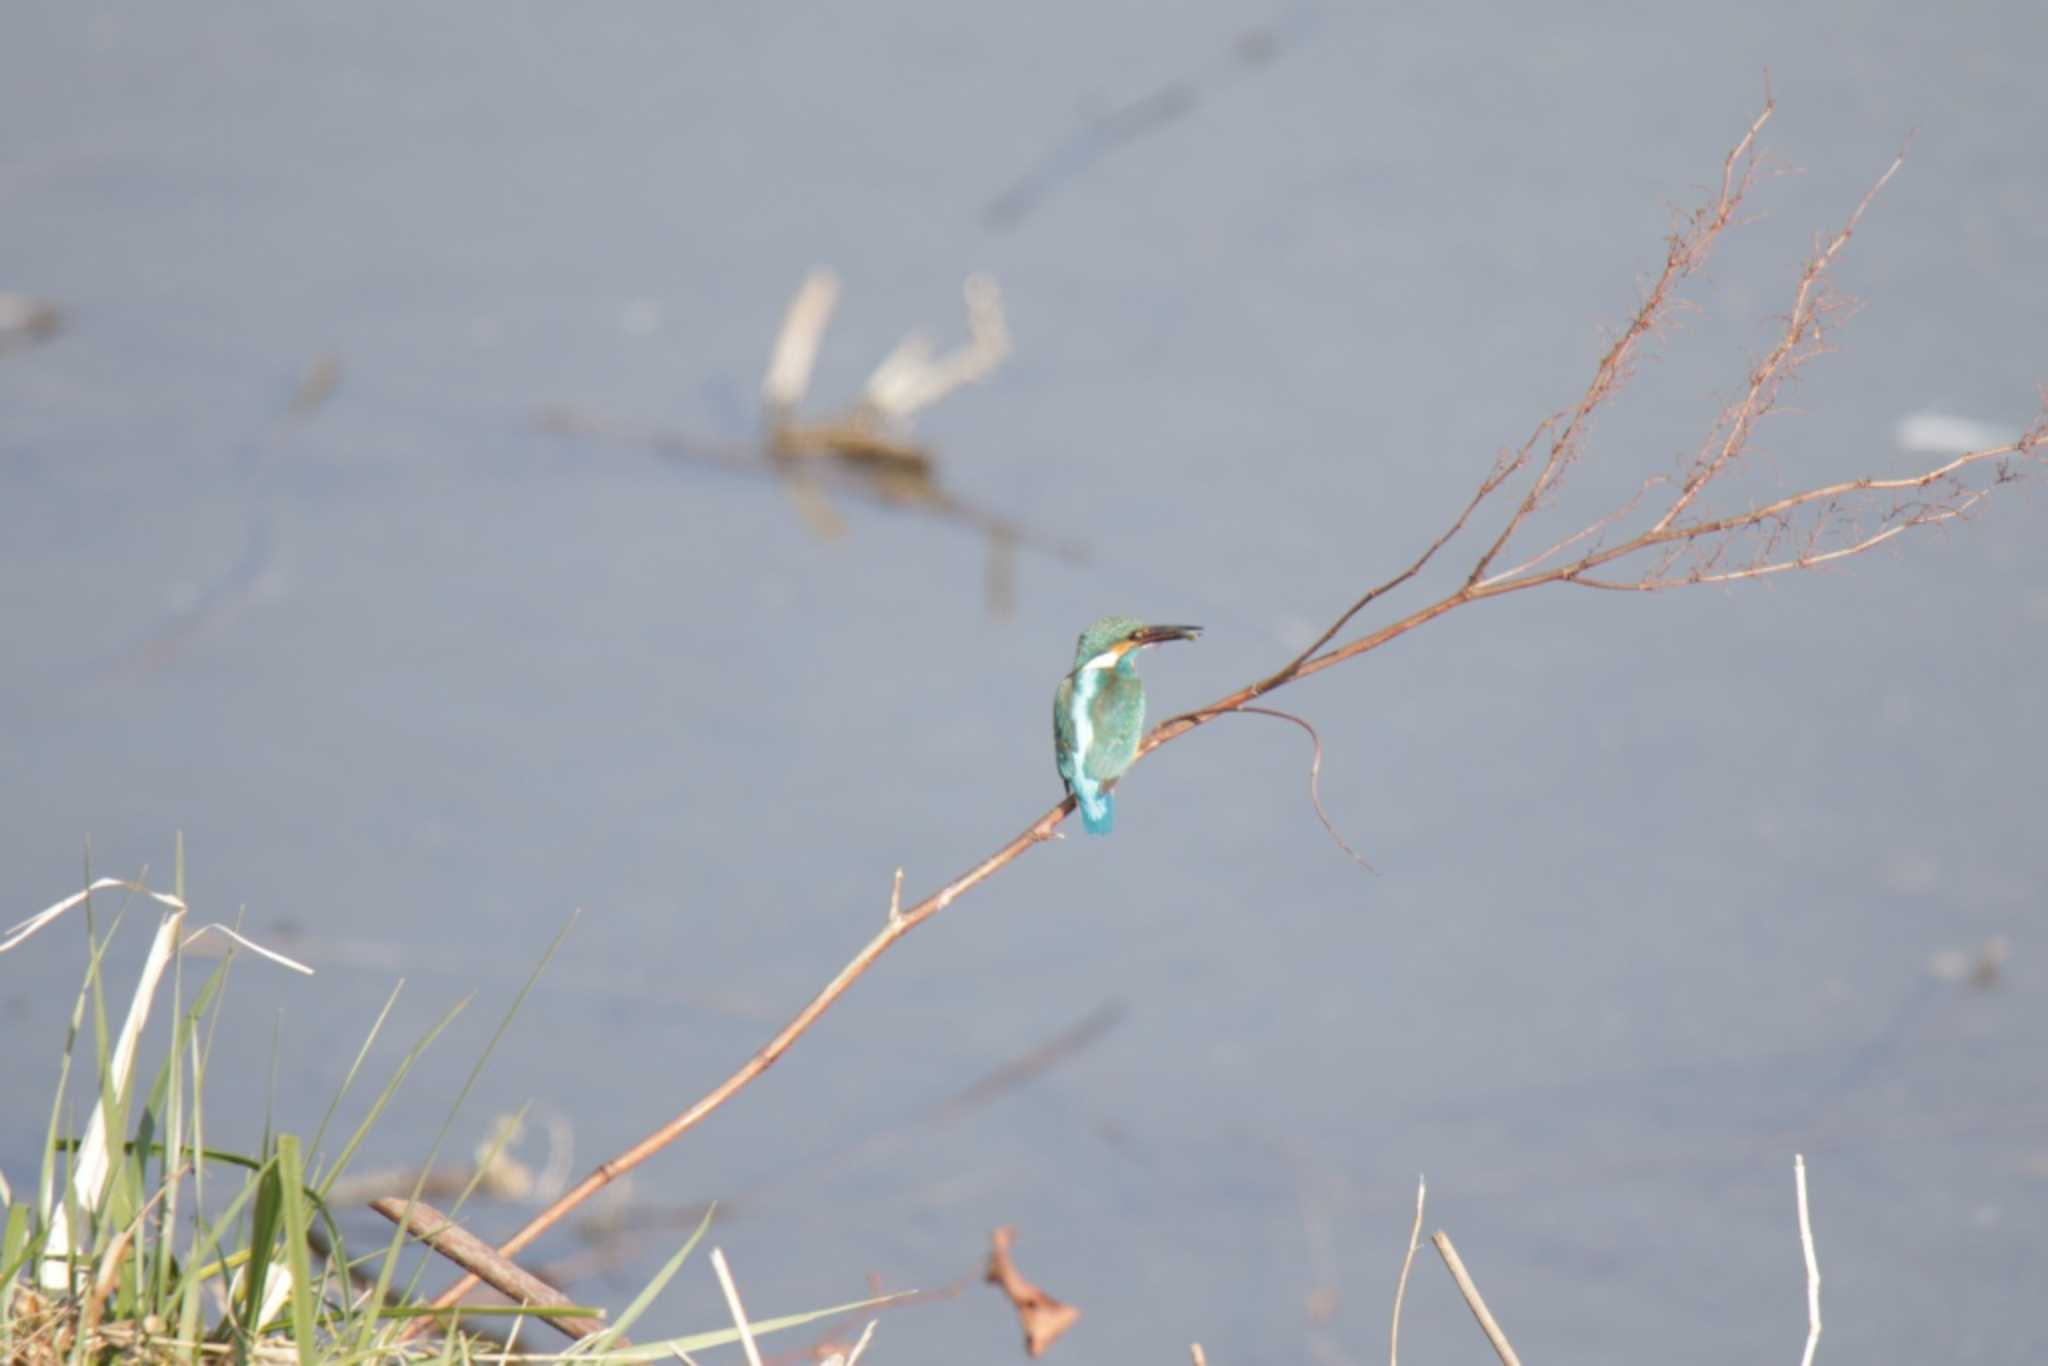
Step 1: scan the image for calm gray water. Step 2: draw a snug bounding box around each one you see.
[5,2,2045,1361]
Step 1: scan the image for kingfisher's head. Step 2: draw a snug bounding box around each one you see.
[1072,616,1202,672]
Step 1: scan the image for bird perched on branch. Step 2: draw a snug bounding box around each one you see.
[1054,616,1201,835]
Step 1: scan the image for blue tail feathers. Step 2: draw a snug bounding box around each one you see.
[1079,789,1115,835]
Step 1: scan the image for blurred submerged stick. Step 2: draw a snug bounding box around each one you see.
[542,269,1078,616]
[981,5,1318,232]
[0,291,62,352]
[325,1110,573,1208]
[424,96,2048,1321]
[98,354,341,681]
[530,1000,1125,1290]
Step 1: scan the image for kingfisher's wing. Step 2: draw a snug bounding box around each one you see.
[1053,674,1078,782]
[1082,674,1145,782]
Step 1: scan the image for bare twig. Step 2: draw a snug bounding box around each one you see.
[1431,1231,1521,1366]
[1654,148,1905,537]
[369,1197,604,1342]
[1388,1176,1426,1366]
[1232,706,1375,871]
[421,101,2047,1322]
[1795,1154,1822,1366]
[1466,93,1776,588]
[1268,432,1536,685]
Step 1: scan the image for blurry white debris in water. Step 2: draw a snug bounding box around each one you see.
[762,268,841,410]
[1929,937,2010,985]
[761,266,1011,424]
[1893,410,2015,455]
[620,298,662,335]
[859,273,1011,421]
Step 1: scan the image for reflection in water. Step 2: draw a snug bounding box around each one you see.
[5,4,2045,1359]
[541,270,1086,618]
[981,4,1322,232]
[0,292,62,353]
[94,356,340,682]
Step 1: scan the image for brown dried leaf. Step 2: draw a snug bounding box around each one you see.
[985,1226,1080,1357]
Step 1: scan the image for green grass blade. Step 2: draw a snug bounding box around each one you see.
[0,1203,31,1286]
[605,1290,913,1361]
[153,935,187,1312]
[166,1154,268,1302]
[579,1203,716,1354]
[317,981,464,1205]
[242,1150,283,1336]
[363,912,576,1341]
[375,1303,609,1321]
[308,980,405,1176]
[275,1135,319,1363]
[350,993,474,1347]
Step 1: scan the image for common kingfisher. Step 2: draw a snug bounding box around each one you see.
[1053,616,1201,834]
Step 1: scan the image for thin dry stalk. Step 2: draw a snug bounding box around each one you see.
[1431,1231,1521,1366]
[710,1247,766,1366]
[369,1196,603,1342]
[421,100,2046,1321]
[1388,1176,1426,1366]
[1796,1154,1822,1366]
[75,1168,186,1346]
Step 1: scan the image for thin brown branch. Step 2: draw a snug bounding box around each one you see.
[418,101,2046,1328]
[1564,435,2029,589]
[1466,93,1775,587]
[418,826,1067,1322]
[1231,706,1375,871]
[1474,474,1663,589]
[1431,1231,1522,1366]
[371,1197,605,1342]
[1655,146,1906,535]
[1269,416,1547,683]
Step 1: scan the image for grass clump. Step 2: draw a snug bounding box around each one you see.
[1,841,895,1364]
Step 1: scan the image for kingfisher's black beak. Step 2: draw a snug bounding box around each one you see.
[1132,624,1202,647]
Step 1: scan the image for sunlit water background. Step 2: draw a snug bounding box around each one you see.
[4,3,2046,1361]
